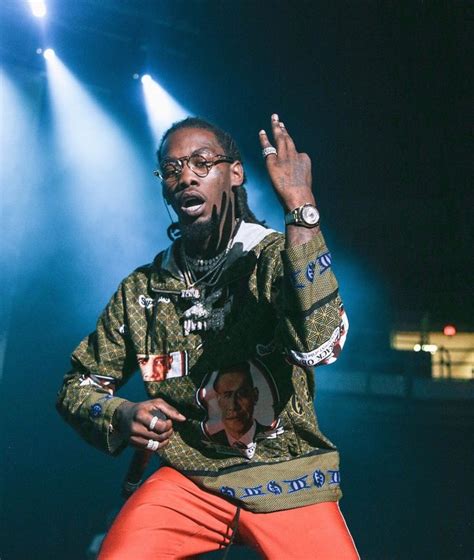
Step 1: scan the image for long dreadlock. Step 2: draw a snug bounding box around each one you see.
[157,117,266,239]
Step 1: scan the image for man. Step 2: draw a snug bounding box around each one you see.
[152,353,173,380]
[57,114,358,558]
[211,364,263,451]
[136,354,172,382]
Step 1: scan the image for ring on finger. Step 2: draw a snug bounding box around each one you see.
[146,439,159,451]
[149,415,159,431]
[262,147,277,158]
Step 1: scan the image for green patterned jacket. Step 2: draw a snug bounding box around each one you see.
[57,221,348,513]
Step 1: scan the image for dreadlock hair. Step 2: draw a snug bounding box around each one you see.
[157,117,266,239]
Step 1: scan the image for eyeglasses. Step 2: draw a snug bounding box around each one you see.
[154,154,234,183]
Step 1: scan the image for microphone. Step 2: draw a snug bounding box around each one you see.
[121,410,168,499]
[122,449,151,499]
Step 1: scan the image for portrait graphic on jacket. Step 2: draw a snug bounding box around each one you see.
[197,359,281,458]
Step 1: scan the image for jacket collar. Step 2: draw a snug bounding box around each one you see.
[150,221,276,291]
[160,244,183,280]
[161,220,276,277]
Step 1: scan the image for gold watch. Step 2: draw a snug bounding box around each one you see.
[284,203,320,228]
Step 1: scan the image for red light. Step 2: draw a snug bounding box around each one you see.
[443,324,456,336]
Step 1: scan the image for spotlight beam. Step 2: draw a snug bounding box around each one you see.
[44,53,160,290]
[141,75,189,143]
[28,0,47,18]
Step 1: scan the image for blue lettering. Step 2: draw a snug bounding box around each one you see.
[283,475,311,494]
[313,470,326,488]
[220,486,236,497]
[240,486,266,499]
[267,481,283,495]
[328,470,341,484]
[317,252,332,274]
[290,270,305,289]
[306,261,316,283]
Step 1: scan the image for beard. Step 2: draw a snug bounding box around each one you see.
[180,213,219,247]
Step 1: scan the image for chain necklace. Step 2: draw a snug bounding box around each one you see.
[179,221,240,335]
[180,244,228,290]
[185,250,227,272]
[179,220,240,291]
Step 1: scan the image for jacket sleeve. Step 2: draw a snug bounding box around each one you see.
[56,281,136,455]
[271,229,348,367]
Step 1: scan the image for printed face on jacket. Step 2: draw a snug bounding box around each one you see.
[214,365,259,441]
[197,359,281,454]
[137,351,188,382]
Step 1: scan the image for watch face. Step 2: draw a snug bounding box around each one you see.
[301,205,320,225]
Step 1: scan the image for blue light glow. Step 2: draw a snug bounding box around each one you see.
[141,74,189,143]
[43,48,55,60]
[44,54,169,307]
[28,0,47,18]
[0,70,44,379]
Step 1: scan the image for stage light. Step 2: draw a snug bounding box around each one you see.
[43,48,55,60]
[413,344,421,352]
[44,53,165,299]
[140,74,189,143]
[29,0,47,18]
[421,344,438,354]
[443,324,456,337]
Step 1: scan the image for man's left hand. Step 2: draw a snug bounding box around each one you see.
[259,114,316,212]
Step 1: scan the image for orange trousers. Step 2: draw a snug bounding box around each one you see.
[99,466,359,559]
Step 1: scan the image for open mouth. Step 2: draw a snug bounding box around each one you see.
[179,193,206,216]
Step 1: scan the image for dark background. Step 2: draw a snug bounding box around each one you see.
[1,1,473,559]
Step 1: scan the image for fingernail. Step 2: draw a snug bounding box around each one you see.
[259,129,266,135]
[272,113,279,121]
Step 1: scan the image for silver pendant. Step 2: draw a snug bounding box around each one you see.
[183,302,208,320]
[181,290,232,336]
[184,319,208,336]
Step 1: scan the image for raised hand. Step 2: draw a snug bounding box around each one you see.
[259,114,316,212]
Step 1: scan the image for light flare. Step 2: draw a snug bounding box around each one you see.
[140,74,189,143]
[28,0,47,18]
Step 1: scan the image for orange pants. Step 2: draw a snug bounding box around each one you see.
[99,467,359,559]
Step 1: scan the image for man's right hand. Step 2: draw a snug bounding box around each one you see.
[114,399,186,451]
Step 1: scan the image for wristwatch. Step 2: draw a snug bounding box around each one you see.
[284,203,320,228]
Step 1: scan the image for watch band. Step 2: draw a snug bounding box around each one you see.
[284,210,298,226]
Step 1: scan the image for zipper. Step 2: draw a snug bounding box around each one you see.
[150,287,182,295]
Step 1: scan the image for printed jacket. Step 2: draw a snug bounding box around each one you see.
[57,221,348,513]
